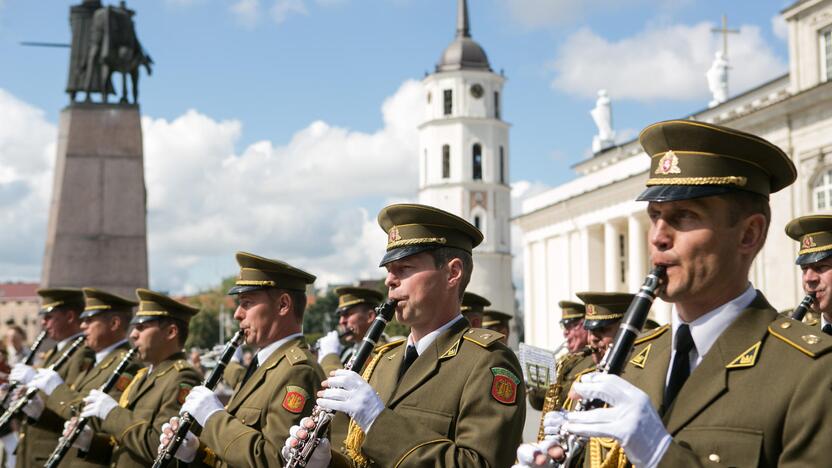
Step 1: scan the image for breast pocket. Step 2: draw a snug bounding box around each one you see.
[235,406,262,428]
[395,404,454,437]
[675,426,763,467]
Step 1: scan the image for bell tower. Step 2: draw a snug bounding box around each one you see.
[418,0,516,334]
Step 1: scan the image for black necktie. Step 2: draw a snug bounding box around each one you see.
[398,345,418,382]
[823,324,832,336]
[664,324,694,410]
[240,355,259,388]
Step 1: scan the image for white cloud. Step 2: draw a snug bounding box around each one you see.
[271,0,308,24]
[552,22,786,101]
[230,0,262,27]
[497,0,691,28]
[772,14,788,41]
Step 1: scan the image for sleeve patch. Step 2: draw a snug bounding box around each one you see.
[490,367,519,405]
[115,373,133,392]
[282,385,309,413]
[177,383,193,405]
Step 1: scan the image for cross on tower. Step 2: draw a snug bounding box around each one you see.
[711,14,740,57]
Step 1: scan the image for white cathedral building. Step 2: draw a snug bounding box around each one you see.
[515,0,832,350]
[418,0,516,336]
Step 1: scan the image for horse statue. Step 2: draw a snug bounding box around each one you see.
[83,1,153,104]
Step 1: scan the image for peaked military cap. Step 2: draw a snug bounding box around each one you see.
[576,292,635,331]
[559,300,586,326]
[785,215,832,265]
[131,288,200,325]
[228,251,316,295]
[482,309,512,328]
[37,288,85,315]
[80,288,138,319]
[461,292,491,316]
[377,203,484,266]
[636,120,796,202]
[334,286,384,316]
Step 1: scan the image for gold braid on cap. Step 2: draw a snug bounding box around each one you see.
[645,176,747,187]
[586,313,625,320]
[84,305,112,311]
[235,280,277,286]
[798,244,832,255]
[387,237,447,249]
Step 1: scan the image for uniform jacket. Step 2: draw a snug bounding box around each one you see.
[194,337,325,468]
[16,339,95,468]
[82,352,202,467]
[620,292,832,467]
[46,341,142,468]
[332,320,526,468]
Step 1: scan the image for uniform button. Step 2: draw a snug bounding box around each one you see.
[708,453,720,463]
[241,418,246,423]
[780,322,791,329]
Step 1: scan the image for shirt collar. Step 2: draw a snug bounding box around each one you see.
[57,332,84,351]
[407,314,465,356]
[256,332,304,365]
[94,339,128,365]
[671,283,756,357]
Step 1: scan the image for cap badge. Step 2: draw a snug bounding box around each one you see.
[656,150,682,175]
[586,304,595,316]
[803,235,817,249]
[388,226,401,243]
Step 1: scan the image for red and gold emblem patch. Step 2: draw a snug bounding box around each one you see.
[115,373,133,392]
[178,384,193,405]
[655,150,681,175]
[282,385,309,414]
[490,367,519,405]
[803,235,817,249]
[388,226,401,243]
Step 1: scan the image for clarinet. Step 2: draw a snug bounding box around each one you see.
[0,329,48,409]
[286,298,399,468]
[556,265,666,468]
[0,335,86,432]
[44,347,138,468]
[791,292,816,322]
[151,330,245,468]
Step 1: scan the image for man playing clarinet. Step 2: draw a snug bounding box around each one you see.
[785,215,832,335]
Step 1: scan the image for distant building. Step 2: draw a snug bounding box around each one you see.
[0,283,40,344]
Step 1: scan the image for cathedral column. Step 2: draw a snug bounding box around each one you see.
[627,214,647,291]
[604,221,621,292]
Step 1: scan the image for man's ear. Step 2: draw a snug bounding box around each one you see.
[446,257,464,289]
[738,213,767,254]
[276,292,293,317]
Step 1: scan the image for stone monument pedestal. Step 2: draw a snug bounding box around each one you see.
[41,103,148,297]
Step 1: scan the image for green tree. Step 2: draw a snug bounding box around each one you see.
[183,276,238,350]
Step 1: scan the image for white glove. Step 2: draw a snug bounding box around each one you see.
[564,373,672,468]
[62,417,93,451]
[316,331,342,362]
[281,418,332,468]
[21,393,44,419]
[179,386,223,426]
[10,364,36,384]
[513,439,561,468]
[29,368,63,396]
[542,410,566,439]
[81,389,118,419]
[158,417,198,463]
[316,369,383,432]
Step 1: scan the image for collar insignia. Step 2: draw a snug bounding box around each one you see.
[629,344,651,369]
[726,341,761,369]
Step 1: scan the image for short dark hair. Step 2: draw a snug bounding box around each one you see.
[111,310,133,332]
[159,318,189,347]
[427,247,474,300]
[721,190,771,243]
[268,288,307,320]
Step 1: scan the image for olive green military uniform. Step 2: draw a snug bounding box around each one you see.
[331,322,525,468]
[16,288,94,468]
[786,214,832,336]
[45,288,143,468]
[223,360,246,389]
[193,336,324,467]
[188,251,326,468]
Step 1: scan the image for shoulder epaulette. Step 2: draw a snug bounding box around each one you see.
[462,328,504,348]
[173,360,191,372]
[768,316,832,358]
[375,339,405,353]
[285,346,309,366]
[634,324,670,345]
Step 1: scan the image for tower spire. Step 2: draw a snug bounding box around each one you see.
[457,0,470,38]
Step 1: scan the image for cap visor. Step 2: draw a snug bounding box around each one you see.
[130,315,162,325]
[796,249,832,266]
[379,244,438,267]
[79,309,106,320]
[636,185,735,202]
[227,284,268,295]
[560,318,582,327]
[583,319,619,330]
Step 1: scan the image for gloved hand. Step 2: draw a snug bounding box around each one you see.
[22,393,44,420]
[316,369,383,432]
[281,418,332,468]
[158,416,198,463]
[179,386,223,426]
[541,410,566,440]
[29,368,63,396]
[513,438,562,468]
[81,389,118,419]
[62,417,93,451]
[316,331,342,362]
[564,373,672,468]
[10,364,36,384]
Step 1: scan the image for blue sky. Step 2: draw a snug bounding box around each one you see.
[0,0,795,293]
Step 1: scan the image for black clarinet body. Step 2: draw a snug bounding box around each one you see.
[151,329,245,468]
[0,330,48,409]
[285,298,399,468]
[790,292,816,322]
[44,348,138,468]
[0,335,86,432]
